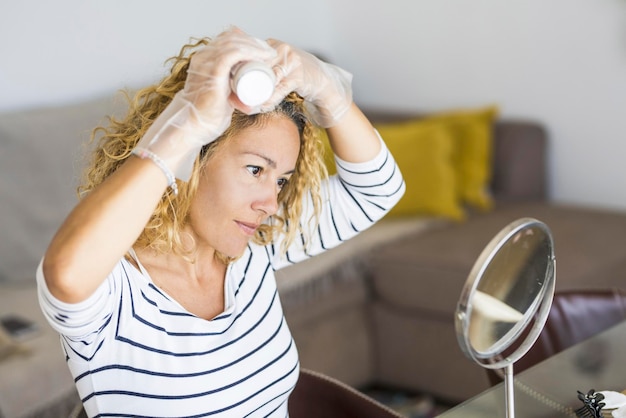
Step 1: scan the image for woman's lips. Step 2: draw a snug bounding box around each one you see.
[235,221,259,236]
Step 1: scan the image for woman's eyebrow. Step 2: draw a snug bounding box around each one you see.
[245,151,276,168]
[245,152,295,175]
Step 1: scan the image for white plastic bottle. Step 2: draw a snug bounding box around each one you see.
[230,61,276,107]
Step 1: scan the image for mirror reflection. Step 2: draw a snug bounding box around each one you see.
[468,224,553,355]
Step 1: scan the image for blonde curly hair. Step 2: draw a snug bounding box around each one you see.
[79,37,328,262]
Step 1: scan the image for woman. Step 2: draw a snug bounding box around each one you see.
[38,28,405,417]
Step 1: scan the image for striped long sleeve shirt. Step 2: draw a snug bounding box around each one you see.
[37,136,405,417]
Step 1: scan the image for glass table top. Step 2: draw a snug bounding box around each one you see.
[438,320,626,417]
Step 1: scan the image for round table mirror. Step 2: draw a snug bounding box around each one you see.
[455,217,556,418]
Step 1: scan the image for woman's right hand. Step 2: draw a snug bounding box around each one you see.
[182,27,278,138]
[135,27,277,181]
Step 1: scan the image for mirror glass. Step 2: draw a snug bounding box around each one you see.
[456,217,556,369]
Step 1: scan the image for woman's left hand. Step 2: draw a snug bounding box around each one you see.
[263,39,353,128]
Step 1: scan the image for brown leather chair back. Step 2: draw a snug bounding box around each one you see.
[289,368,403,418]
[487,287,626,385]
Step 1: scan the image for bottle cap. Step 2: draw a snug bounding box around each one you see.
[232,62,276,107]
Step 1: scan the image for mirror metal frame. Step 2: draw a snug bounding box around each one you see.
[455,217,556,369]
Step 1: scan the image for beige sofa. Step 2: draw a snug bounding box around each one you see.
[2,95,626,417]
[278,112,626,403]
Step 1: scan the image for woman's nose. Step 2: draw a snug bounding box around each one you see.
[252,181,280,216]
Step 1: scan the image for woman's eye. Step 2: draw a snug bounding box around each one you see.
[277,178,289,189]
[247,166,262,176]
[247,165,288,190]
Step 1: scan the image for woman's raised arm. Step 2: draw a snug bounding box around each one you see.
[42,28,278,303]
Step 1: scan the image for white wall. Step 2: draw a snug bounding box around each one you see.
[332,0,626,211]
[2,0,626,211]
[0,0,337,110]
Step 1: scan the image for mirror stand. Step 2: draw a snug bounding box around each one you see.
[504,363,514,418]
[455,218,556,418]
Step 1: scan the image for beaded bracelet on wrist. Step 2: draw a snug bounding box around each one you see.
[131,147,179,196]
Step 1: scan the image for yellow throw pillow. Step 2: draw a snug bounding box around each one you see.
[320,129,337,176]
[426,106,499,211]
[319,122,465,221]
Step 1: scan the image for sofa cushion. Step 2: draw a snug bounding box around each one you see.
[0,282,76,417]
[0,95,126,283]
[371,302,491,401]
[321,121,463,220]
[368,202,626,317]
[428,105,499,212]
[323,105,498,220]
[375,120,464,220]
[276,217,436,309]
[276,217,437,388]
[491,120,547,202]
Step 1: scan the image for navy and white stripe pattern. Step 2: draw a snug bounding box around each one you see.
[37,136,405,417]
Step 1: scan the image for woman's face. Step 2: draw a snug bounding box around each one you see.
[189,115,301,258]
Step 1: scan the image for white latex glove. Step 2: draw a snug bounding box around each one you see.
[134,27,277,181]
[263,39,353,128]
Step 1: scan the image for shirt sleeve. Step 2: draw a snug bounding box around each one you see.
[272,131,405,269]
[36,257,119,344]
